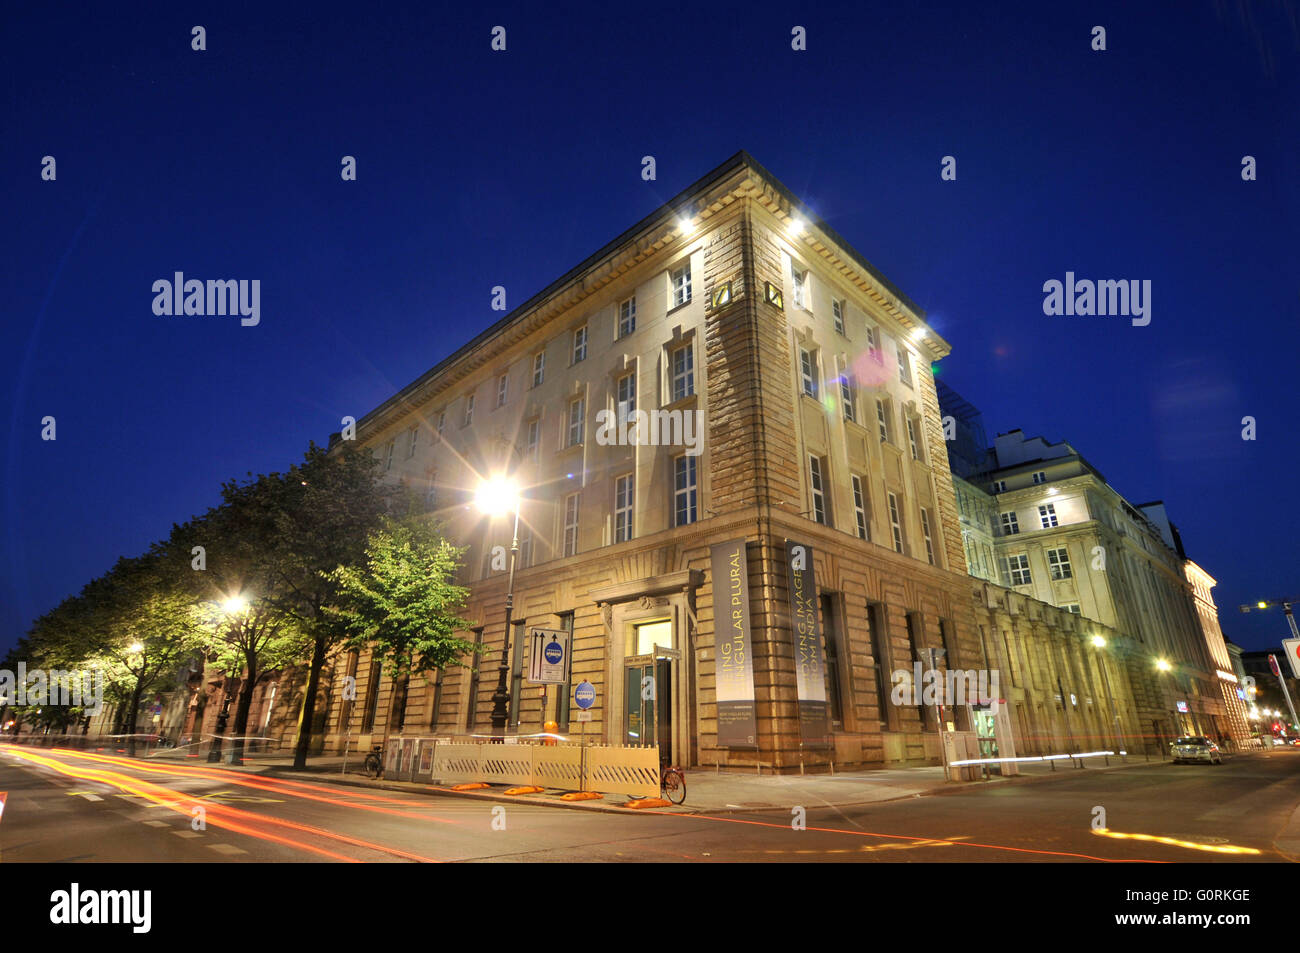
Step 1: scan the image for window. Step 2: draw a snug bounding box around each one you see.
[462,394,475,428]
[839,369,857,423]
[525,418,540,459]
[1039,503,1059,528]
[556,611,574,731]
[991,480,1007,493]
[906,416,922,460]
[532,351,545,387]
[384,439,395,471]
[614,473,634,543]
[674,454,698,526]
[1064,603,1081,614]
[465,629,484,729]
[425,471,438,509]
[821,593,845,725]
[617,372,636,426]
[1032,471,1047,484]
[407,425,418,458]
[509,622,525,728]
[799,347,819,398]
[920,508,935,564]
[563,493,580,557]
[792,269,809,309]
[867,602,893,729]
[851,474,869,540]
[887,492,904,553]
[360,658,382,732]
[832,298,846,335]
[437,410,447,439]
[567,397,585,447]
[496,373,509,408]
[572,326,587,364]
[671,264,692,308]
[1005,553,1032,586]
[1001,511,1020,535]
[865,324,880,359]
[618,297,636,338]
[898,347,913,386]
[671,343,694,401]
[809,455,830,526]
[876,399,891,443]
[1047,547,1073,580]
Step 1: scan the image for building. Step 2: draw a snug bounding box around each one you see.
[247,153,1197,769]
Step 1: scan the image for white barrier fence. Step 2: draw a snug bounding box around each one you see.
[378,738,660,798]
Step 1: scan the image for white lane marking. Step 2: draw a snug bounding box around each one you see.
[171,830,202,839]
[143,820,170,828]
[207,844,248,855]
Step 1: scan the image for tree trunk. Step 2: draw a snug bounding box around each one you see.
[232,656,257,764]
[292,636,328,769]
[126,679,145,757]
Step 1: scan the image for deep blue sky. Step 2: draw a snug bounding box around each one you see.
[3,1,1297,653]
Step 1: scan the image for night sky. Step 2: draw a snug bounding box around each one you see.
[4,1,1297,654]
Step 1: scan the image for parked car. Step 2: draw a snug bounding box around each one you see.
[1171,736,1223,764]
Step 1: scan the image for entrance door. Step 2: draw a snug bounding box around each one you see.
[624,657,672,756]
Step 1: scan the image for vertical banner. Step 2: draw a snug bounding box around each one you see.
[711,539,757,748]
[785,540,832,747]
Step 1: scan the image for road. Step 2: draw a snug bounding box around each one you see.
[2,743,1297,862]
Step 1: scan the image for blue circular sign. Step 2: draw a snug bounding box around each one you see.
[574,680,596,710]
[544,641,564,665]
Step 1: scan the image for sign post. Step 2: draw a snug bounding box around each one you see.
[574,680,596,790]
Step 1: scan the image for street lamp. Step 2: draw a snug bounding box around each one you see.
[208,594,248,763]
[476,477,521,744]
[1089,635,1125,757]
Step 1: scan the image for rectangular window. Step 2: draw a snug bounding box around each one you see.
[1006,553,1032,586]
[792,269,808,309]
[920,507,935,565]
[1032,471,1047,484]
[821,593,844,726]
[1039,503,1059,528]
[799,347,818,398]
[888,492,904,553]
[518,527,533,569]
[906,613,929,730]
[809,455,830,526]
[839,366,857,423]
[876,399,891,443]
[496,373,509,408]
[832,298,846,335]
[407,425,418,458]
[671,264,692,308]
[1064,603,1081,615]
[428,669,443,730]
[563,493,580,557]
[1047,547,1073,580]
[462,394,475,428]
[614,473,634,543]
[509,622,525,728]
[618,297,637,338]
[851,474,869,540]
[567,397,585,447]
[674,454,698,527]
[437,410,447,438]
[617,372,636,425]
[532,351,545,387]
[425,471,438,509]
[906,417,922,461]
[361,658,382,732]
[525,418,540,459]
[865,324,880,358]
[572,326,587,363]
[992,480,1007,493]
[867,602,893,729]
[384,440,395,471]
[464,632,482,729]
[671,344,695,401]
[899,347,913,386]
[1001,511,1020,535]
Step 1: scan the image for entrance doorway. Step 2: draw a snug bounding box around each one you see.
[623,619,678,763]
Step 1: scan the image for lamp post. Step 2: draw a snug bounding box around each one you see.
[1090,635,1125,758]
[207,595,247,764]
[476,478,521,744]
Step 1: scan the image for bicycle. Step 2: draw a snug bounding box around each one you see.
[660,763,686,804]
[362,744,384,779]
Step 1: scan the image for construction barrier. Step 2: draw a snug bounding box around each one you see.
[422,739,659,799]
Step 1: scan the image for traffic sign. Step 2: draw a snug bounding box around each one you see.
[0,792,7,823]
[527,628,570,685]
[574,710,593,722]
[1282,639,1300,679]
[1269,654,1281,678]
[574,680,596,710]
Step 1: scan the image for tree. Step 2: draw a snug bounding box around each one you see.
[325,517,477,744]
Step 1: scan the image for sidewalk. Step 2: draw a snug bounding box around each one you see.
[163,747,1188,816]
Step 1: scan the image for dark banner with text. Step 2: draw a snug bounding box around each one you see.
[785,540,831,747]
[711,539,757,748]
